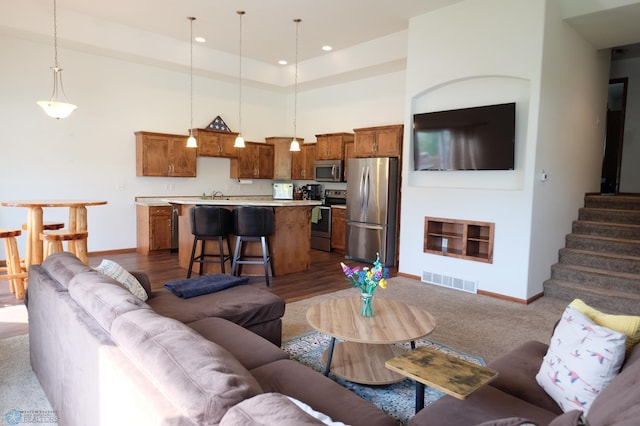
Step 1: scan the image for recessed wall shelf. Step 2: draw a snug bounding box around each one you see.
[424,217,494,263]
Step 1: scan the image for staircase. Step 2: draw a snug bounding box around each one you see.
[543,194,640,315]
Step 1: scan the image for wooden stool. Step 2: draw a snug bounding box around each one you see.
[0,228,28,299]
[22,221,65,231]
[40,229,89,264]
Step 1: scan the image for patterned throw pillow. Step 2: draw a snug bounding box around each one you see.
[536,306,626,415]
[95,259,148,301]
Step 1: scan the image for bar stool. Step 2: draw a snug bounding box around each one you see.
[187,206,234,278]
[0,228,27,299]
[231,207,275,286]
[40,230,89,264]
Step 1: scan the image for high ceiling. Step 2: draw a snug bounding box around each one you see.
[55,0,465,65]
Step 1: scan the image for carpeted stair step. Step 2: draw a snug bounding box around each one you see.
[584,194,640,211]
[543,278,640,315]
[572,220,640,240]
[565,234,640,257]
[549,263,640,294]
[558,248,640,274]
[578,207,640,225]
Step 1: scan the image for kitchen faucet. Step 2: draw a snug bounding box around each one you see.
[211,190,224,200]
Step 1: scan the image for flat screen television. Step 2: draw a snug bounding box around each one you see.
[413,102,515,171]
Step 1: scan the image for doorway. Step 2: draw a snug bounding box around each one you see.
[601,78,628,194]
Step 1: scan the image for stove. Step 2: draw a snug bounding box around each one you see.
[311,189,346,252]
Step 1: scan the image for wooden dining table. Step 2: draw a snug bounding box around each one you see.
[1,200,107,268]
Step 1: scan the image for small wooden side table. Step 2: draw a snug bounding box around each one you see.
[385,345,498,413]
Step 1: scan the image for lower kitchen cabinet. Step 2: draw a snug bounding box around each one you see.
[136,204,172,255]
[331,207,346,252]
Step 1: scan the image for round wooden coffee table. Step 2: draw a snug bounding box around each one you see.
[306,296,436,385]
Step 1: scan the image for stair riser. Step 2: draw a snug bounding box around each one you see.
[584,196,640,211]
[572,221,640,240]
[550,264,640,294]
[543,280,640,315]
[579,208,640,225]
[565,235,640,257]
[559,249,640,274]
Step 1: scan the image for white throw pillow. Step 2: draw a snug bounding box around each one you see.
[285,396,347,426]
[535,306,626,415]
[95,259,148,301]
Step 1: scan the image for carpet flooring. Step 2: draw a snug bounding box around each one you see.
[282,330,486,425]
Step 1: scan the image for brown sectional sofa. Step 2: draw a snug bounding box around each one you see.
[28,252,396,426]
[410,334,640,425]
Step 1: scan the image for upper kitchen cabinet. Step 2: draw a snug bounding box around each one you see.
[291,143,317,180]
[135,131,197,177]
[315,133,354,160]
[192,128,239,158]
[230,142,274,179]
[353,124,403,158]
[267,136,304,180]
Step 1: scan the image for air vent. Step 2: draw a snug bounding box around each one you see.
[422,270,477,294]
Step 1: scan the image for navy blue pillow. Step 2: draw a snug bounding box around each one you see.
[164,274,249,299]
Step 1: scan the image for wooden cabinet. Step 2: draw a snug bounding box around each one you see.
[135,131,197,177]
[192,128,238,158]
[424,217,494,263]
[315,133,353,160]
[267,136,304,180]
[353,124,403,158]
[291,143,317,180]
[343,141,355,181]
[331,207,346,252]
[136,204,172,255]
[230,142,274,179]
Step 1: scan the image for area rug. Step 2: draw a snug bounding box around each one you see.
[282,330,486,425]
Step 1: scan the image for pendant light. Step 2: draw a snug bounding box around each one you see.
[37,0,77,119]
[233,11,246,148]
[186,17,198,148]
[289,19,301,152]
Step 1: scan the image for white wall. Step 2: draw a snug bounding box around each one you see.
[399,0,609,300]
[527,0,609,296]
[611,57,640,192]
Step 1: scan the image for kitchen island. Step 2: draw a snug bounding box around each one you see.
[164,197,322,277]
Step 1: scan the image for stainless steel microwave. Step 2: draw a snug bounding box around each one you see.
[314,160,342,182]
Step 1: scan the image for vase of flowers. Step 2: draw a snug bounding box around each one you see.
[340,253,389,317]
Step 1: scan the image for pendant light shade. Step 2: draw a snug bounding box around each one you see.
[290,19,301,152]
[186,17,197,148]
[37,0,77,119]
[234,11,246,149]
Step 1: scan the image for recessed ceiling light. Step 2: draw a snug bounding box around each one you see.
[278,60,288,65]
[194,36,206,43]
[322,45,332,52]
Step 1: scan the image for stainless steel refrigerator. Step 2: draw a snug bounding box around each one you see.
[346,157,399,266]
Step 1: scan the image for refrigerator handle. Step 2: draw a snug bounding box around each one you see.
[364,166,370,209]
[359,166,366,211]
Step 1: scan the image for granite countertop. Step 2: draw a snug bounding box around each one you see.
[331,205,346,209]
[161,196,322,207]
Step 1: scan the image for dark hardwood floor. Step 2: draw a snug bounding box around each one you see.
[1,249,397,339]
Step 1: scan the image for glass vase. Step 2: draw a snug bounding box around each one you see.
[360,292,374,317]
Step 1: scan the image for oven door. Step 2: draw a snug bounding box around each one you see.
[311,206,332,251]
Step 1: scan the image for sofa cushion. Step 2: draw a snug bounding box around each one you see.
[147,285,285,327]
[41,252,93,290]
[94,259,148,301]
[535,306,626,415]
[250,359,397,426]
[111,309,262,425]
[569,299,640,353]
[68,271,150,332]
[220,393,331,426]
[408,385,559,426]
[585,342,640,426]
[188,317,289,370]
[488,340,563,414]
